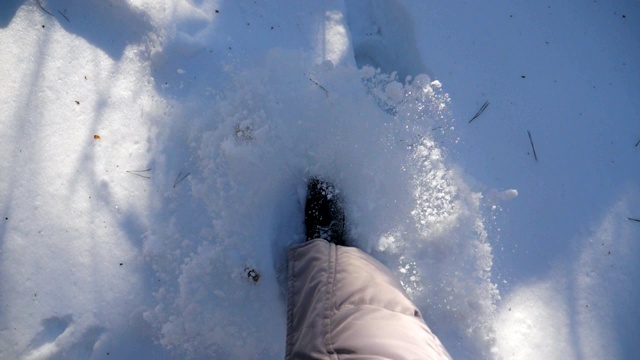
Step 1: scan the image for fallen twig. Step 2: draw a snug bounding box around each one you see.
[308,78,329,97]
[527,130,538,161]
[635,138,640,147]
[173,172,190,188]
[126,168,152,179]
[468,100,489,123]
[628,217,640,223]
[57,9,70,22]
[35,0,54,17]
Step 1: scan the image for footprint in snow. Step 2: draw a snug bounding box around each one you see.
[24,315,104,360]
[345,0,431,80]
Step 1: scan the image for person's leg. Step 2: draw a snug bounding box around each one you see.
[286,178,451,359]
[286,239,451,360]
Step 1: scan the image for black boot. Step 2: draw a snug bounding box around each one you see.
[304,178,346,246]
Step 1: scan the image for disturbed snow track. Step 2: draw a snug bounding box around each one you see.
[142,1,499,358]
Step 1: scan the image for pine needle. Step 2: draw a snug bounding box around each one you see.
[468,100,489,123]
[308,78,329,97]
[173,172,190,188]
[35,0,54,16]
[126,168,152,179]
[57,9,70,22]
[527,130,538,162]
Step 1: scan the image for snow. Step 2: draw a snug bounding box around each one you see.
[1,1,638,359]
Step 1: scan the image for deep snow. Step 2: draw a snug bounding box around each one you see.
[0,1,638,359]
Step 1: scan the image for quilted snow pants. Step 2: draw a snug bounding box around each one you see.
[286,239,452,360]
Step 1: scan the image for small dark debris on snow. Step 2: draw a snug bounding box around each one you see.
[628,217,640,223]
[5,217,8,220]
[215,9,220,13]
[468,100,489,123]
[245,268,260,283]
[93,134,100,140]
[75,100,80,105]
[41,25,45,28]
[635,138,640,147]
[521,75,526,79]
[119,263,123,266]
[235,124,254,141]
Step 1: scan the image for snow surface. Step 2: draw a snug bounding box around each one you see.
[0,0,638,359]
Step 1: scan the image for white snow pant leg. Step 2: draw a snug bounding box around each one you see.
[285,239,451,360]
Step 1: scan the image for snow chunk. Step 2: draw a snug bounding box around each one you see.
[384,81,404,103]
